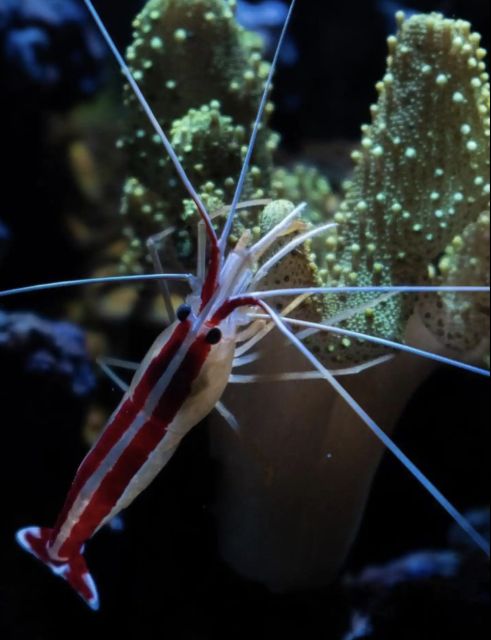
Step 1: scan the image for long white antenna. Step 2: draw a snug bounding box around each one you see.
[219,0,298,251]
[248,312,491,378]
[1,279,486,300]
[0,274,193,298]
[83,0,217,242]
[249,285,491,297]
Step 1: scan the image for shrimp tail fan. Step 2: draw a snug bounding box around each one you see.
[16,526,99,611]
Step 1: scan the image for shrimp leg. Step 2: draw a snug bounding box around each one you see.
[146,228,177,322]
[97,358,133,392]
[215,402,241,433]
[97,356,242,435]
[228,355,394,384]
[98,357,139,372]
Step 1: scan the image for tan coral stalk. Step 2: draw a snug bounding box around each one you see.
[210,323,438,590]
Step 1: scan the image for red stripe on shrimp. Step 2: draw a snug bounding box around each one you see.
[211,296,262,325]
[57,336,212,558]
[200,244,221,310]
[50,397,139,545]
[131,320,191,405]
[50,320,191,546]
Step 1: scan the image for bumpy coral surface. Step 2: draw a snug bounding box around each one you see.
[118,3,489,368]
[421,212,490,362]
[118,0,329,270]
[256,12,490,367]
[119,0,276,268]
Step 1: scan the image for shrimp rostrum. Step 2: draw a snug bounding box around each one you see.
[1,0,489,610]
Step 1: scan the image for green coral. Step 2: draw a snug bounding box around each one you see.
[119,0,330,270]
[257,12,490,366]
[419,212,490,359]
[321,12,490,365]
[120,0,276,268]
[271,166,333,225]
[119,3,489,368]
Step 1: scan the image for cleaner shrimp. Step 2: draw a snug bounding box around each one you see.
[0,0,489,611]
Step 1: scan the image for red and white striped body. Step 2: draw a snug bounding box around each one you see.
[13,0,310,614]
[17,317,236,610]
[15,197,308,610]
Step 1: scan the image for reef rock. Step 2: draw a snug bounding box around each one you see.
[0,310,95,397]
[0,0,105,107]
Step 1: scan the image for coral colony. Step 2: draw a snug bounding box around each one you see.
[119,1,489,370]
[118,0,330,268]
[83,0,489,591]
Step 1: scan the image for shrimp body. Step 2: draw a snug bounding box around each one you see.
[15,212,290,610]
[11,0,489,614]
[16,301,240,609]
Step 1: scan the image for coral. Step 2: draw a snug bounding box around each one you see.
[302,11,491,366]
[119,4,489,370]
[119,0,277,269]
[348,551,461,589]
[420,212,490,362]
[0,310,96,397]
[343,512,490,639]
[0,0,106,107]
[271,165,333,224]
[118,0,330,271]
[92,2,489,593]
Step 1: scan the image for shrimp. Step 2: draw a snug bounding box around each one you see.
[1,0,489,611]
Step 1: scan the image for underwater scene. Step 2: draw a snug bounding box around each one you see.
[0,0,489,638]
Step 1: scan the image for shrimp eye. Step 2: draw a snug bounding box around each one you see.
[206,328,222,345]
[177,304,192,322]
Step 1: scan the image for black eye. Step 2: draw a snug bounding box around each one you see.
[206,328,222,345]
[177,304,192,322]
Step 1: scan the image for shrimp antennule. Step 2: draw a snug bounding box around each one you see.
[249,285,491,297]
